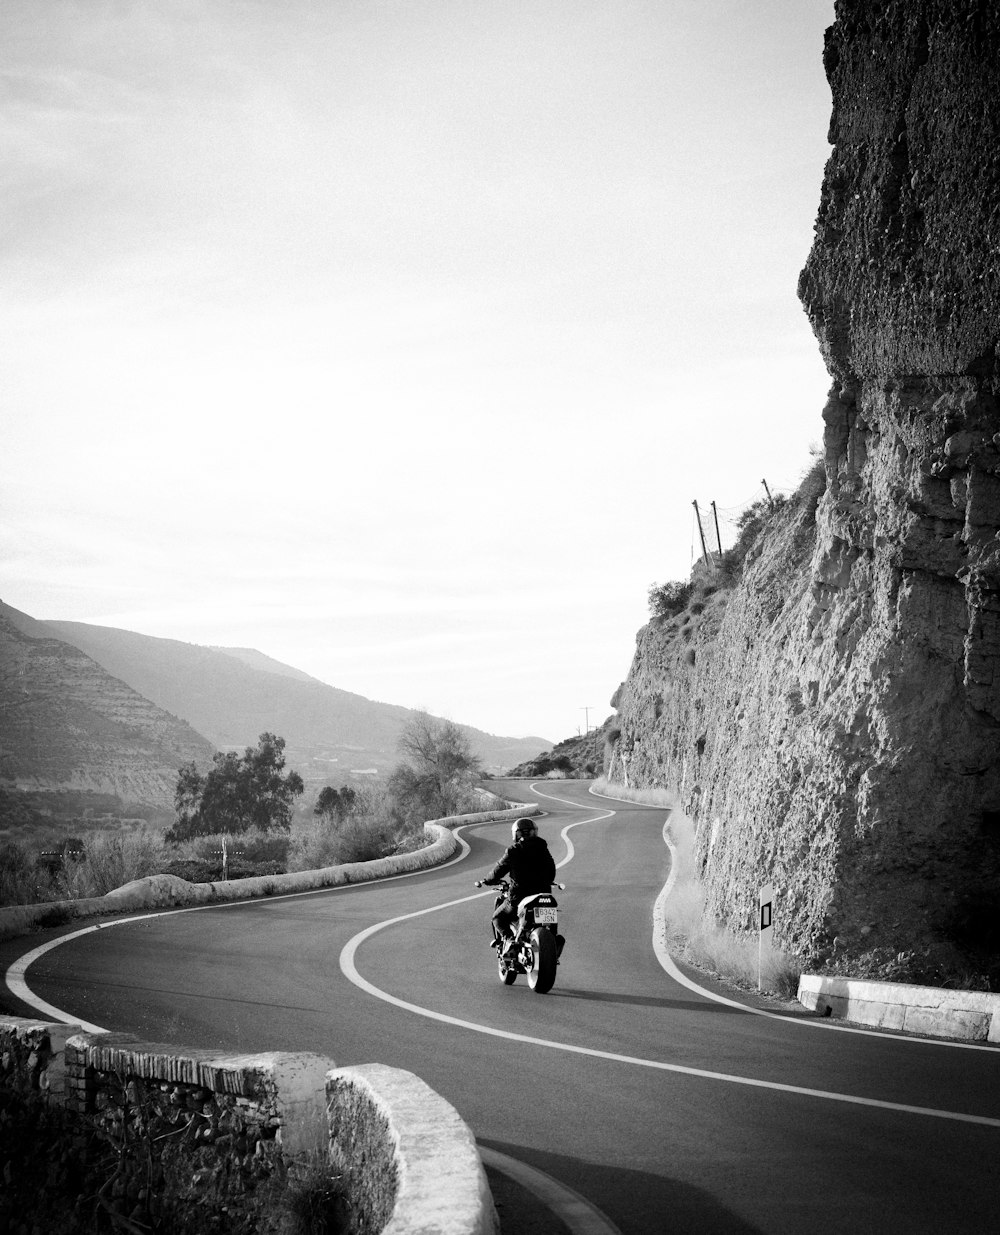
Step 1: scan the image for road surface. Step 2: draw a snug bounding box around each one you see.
[3,781,998,1233]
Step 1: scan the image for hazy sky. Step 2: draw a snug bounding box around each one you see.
[2,0,835,743]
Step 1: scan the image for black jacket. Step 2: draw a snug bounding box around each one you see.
[484,834,556,900]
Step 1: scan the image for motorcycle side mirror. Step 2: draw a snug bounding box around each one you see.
[555,882,566,890]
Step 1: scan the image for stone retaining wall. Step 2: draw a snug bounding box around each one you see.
[798,974,1000,1043]
[1,1016,499,1233]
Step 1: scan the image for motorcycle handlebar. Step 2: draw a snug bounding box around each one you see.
[475,880,566,890]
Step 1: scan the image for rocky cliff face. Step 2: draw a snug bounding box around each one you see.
[0,603,216,814]
[611,1,1000,978]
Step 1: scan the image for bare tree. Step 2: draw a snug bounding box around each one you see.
[389,713,483,823]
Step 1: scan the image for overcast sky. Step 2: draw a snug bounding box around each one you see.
[2,0,835,744]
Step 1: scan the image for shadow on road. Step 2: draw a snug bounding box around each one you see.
[479,1138,766,1235]
[550,986,747,1013]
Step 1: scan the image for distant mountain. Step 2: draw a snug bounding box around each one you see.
[209,646,320,683]
[24,611,550,785]
[0,601,216,818]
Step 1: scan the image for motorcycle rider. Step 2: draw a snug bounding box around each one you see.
[480,817,556,955]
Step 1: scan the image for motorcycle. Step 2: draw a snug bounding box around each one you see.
[475,878,566,994]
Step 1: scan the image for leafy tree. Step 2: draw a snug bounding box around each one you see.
[166,732,304,842]
[314,785,357,825]
[387,714,483,825]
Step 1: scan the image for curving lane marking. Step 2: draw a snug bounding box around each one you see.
[7,792,998,1125]
[479,1146,623,1235]
[4,826,475,1029]
[341,795,1000,1128]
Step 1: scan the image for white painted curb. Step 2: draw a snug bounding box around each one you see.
[328,1063,499,1235]
[798,974,1000,1043]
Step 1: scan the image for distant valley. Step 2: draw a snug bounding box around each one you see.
[0,599,552,829]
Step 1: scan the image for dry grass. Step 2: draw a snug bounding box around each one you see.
[54,826,166,898]
[589,776,675,807]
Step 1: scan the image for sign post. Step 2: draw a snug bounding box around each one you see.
[758,884,773,992]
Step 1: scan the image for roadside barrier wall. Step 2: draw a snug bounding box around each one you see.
[0,1016,499,1234]
[798,974,1000,1043]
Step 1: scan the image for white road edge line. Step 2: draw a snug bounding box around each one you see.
[339,796,1000,1128]
[9,793,998,1127]
[4,827,475,1029]
[479,1146,623,1235]
[584,783,1000,1054]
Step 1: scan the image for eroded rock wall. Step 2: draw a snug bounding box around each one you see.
[612,0,1000,973]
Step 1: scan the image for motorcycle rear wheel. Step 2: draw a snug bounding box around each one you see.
[528,928,557,993]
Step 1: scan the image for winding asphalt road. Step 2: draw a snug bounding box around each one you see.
[3,781,998,1233]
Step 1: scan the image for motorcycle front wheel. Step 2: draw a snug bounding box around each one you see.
[527,927,557,993]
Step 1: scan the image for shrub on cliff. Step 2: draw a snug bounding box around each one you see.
[648,580,693,619]
[717,496,788,579]
[793,452,827,522]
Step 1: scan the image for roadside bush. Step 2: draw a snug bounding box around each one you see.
[54,827,165,899]
[161,857,217,883]
[287,807,400,871]
[159,828,292,880]
[0,840,37,906]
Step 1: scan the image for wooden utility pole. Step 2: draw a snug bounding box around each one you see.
[692,500,710,565]
[711,501,723,559]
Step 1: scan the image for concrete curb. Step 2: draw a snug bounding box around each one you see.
[328,1063,499,1235]
[798,974,1000,1043]
[0,804,540,944]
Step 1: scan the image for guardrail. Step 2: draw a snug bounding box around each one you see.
[798,974,1000,1043]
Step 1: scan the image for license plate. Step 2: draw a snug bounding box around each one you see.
[533,907,558,924]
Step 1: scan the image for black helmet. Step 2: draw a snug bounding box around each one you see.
[511,817,537,842]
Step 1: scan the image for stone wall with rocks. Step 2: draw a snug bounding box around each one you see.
[610,0,1000,980]
[1,1015,498,1235]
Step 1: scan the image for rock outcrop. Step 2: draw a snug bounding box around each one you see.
[611,0,1000,978]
